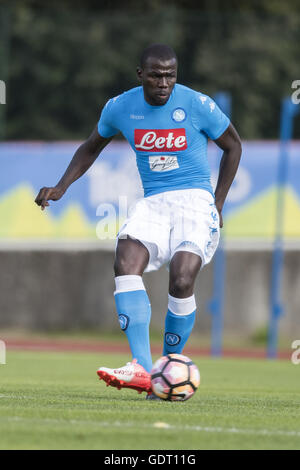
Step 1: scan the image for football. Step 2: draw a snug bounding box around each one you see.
[150,353,200,401]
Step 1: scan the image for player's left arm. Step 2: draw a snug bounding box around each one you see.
[213,123,242,227]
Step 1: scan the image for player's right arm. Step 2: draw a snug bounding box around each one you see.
[35,96,120,210]
[35,127,113,210]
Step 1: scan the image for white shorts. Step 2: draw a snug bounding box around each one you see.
[117,188,220,272]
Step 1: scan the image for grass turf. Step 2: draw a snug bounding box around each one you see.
[0,350,299,450]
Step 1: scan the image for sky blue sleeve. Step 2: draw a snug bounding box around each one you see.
[97,98,120,138]
[192,93,230,140]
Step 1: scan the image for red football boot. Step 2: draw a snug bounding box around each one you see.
[97,359,152,395]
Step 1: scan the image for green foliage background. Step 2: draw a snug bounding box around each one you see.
[1,0,300,140]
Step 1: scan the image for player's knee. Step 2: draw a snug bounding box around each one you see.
[114,238,149,276]
[114,256,141,276]
[169,274,194,297]
[114,257,129,276]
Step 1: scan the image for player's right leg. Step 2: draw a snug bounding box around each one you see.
[97,236,153,395]
[113,236,153,374]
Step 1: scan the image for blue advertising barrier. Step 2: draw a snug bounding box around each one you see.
[1,140,300,239]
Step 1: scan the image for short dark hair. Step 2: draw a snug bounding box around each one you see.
[140,44,177,69]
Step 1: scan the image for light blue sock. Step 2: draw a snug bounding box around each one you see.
[163,294,196,355]
[114,275,152,372]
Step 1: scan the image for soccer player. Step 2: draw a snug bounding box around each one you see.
[35,44,242,399]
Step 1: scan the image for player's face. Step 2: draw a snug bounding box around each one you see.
[137,57,177,106]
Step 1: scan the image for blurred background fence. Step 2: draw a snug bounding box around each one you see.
[0,1,300,353]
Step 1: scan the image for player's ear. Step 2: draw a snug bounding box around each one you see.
[136,67,143,82]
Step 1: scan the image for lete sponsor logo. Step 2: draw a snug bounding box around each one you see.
[134,129,187,152]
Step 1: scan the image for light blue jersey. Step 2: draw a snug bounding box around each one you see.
[98,84,230,198]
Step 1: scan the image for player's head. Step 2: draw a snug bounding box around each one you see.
[137,44,177,106]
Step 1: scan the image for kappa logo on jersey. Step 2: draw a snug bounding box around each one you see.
[130,114,144,120]
[209,101,216,113]
[134,129,187,152]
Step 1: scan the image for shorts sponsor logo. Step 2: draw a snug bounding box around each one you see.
[149,155,179,172]
[118,314,129,331]
[209,226,218,235]
[211,211,218,222]
[179,241,199,250]
[135,129,187,152]
[205,240,213,256]
[172,108,186,122]
[165,332,181,346]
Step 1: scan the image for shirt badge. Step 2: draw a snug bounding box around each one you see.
[172,108,186,122]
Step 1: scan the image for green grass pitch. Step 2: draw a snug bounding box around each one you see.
[0,350,299,450]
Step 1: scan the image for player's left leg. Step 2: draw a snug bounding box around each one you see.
[163,251,202,355]
[98,193,172,397]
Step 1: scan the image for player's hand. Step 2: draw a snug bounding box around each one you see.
[218,211,223,228]
[35,186,65,211]
[216,205,223,228]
